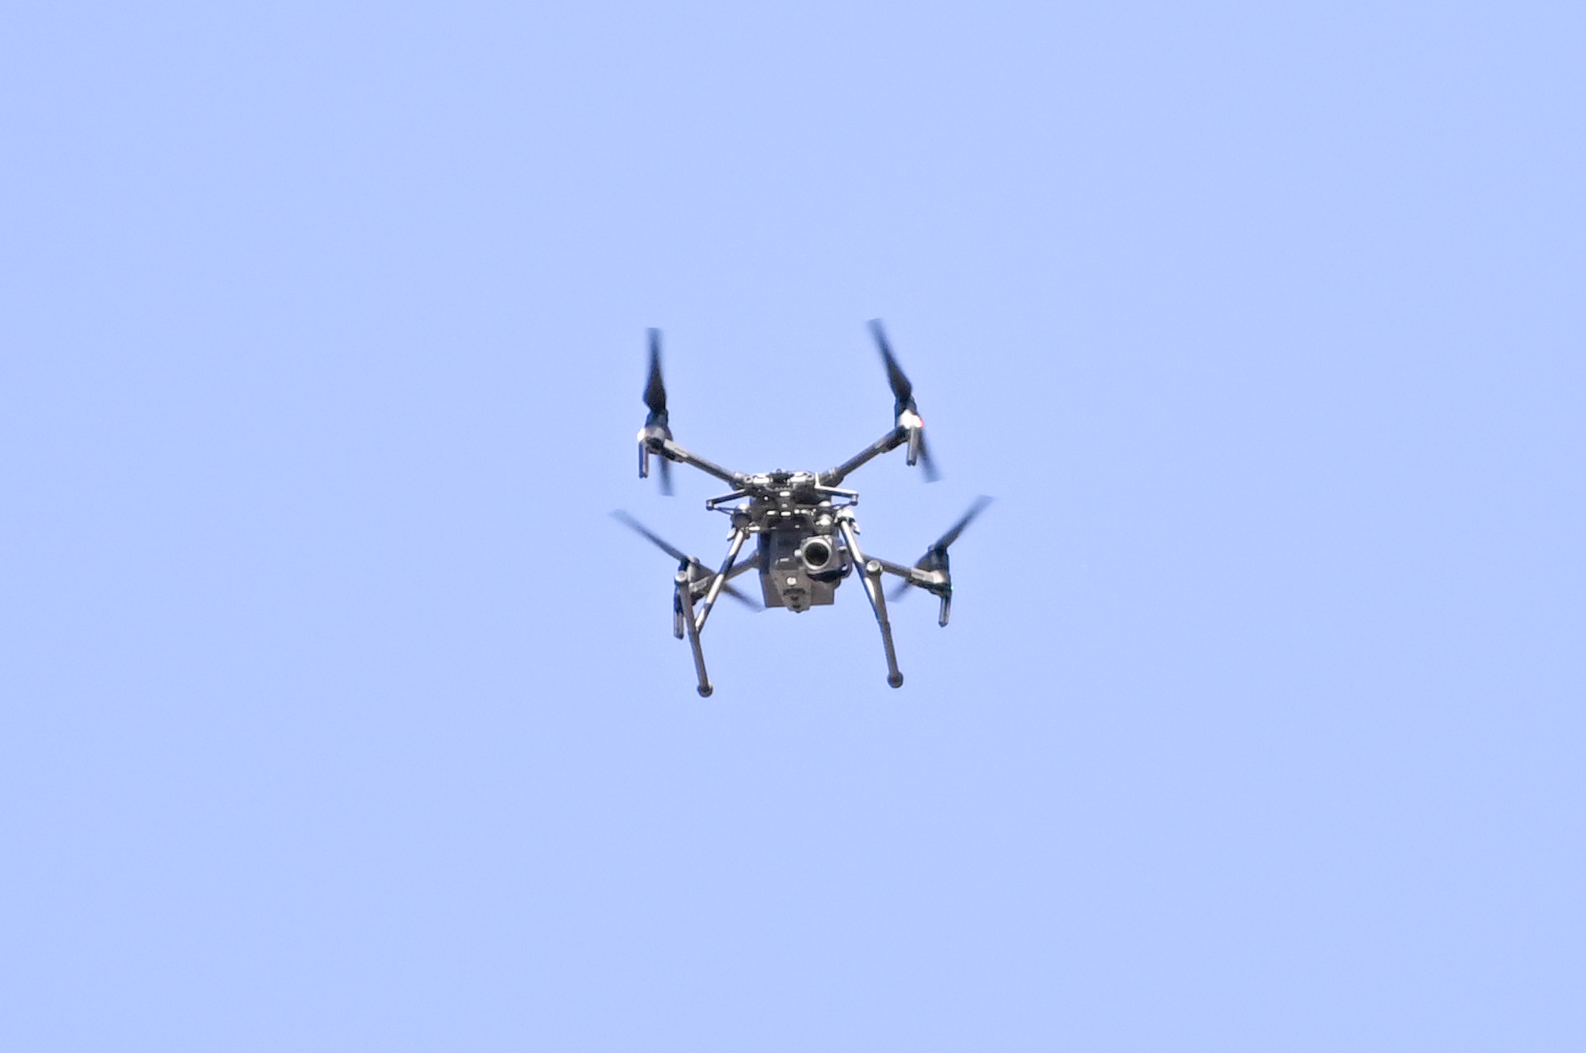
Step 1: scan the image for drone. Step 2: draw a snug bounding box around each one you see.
[614,321,989,696]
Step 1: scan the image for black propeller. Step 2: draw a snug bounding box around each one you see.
[871,318,912,412]
[644,329,668,420]
[612,510,761,611]
[613,508,685,564]
[889,496,992,601]
[869,319,939,482]
[643,328,675,495]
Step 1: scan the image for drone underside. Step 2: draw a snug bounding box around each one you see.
[615,322,988,696]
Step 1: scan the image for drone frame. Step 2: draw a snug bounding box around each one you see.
[625,322,984,696]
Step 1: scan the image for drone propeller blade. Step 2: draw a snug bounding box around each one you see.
[614,510,762,611]
[641,329,676,495]
[611,510,689,565]
[871,319,940,481]
[892,497,991,605]
[869,318,913,409]
[930,495,992,553]
[917,432,941,483]
[644,328,667,417]
[721,582,763,612]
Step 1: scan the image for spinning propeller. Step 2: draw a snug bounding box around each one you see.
[870,319,939,482]
[641,328,675,495]
[611,511,761,611]
[889,496,993,614]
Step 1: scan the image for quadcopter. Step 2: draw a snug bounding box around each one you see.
[614,321,989,696]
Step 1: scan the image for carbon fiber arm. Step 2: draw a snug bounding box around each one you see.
[651,436,744,487]
[818,427,908,487]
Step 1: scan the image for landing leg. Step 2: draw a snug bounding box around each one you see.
[676,570,713,697]
[836,515,904,688]
[866,560,904,688]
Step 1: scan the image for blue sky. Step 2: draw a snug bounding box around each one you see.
[4,2,1583,1049]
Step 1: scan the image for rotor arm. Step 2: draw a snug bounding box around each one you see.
[869,555,946,592]
[637,329,747,494]
[651,436,745,488]
[870,554,952,625]
[818,427,908,488]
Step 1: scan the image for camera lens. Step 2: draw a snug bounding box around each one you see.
[802,539,831,569]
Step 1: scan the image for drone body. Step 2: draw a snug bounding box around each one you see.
[616,321,988,696]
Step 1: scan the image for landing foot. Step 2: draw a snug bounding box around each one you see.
[887,672,904,688]
[697,683,713,697]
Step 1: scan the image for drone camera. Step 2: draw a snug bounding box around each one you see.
[761,530,841,609]
[800,537,834,571]
[799,534,847,583]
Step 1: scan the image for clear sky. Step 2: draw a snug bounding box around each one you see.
[4,2,1582,1049]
